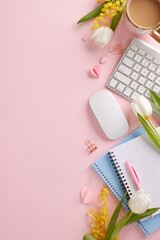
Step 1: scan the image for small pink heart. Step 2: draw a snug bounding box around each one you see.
[82,35,87,42]
[100,57,107,64]
[90,65,101,78]
[80,185,99,204]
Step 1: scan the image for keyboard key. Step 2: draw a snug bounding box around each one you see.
[109,79,118,88]
[133,63,141,72]
[130,81,139,90]
[124,87,133,97]
[145,89,151,99]
[138,76,146,84]
[138,49,145,56]
[141,68,149,77]
[134,54,142,63]
[118,64,132,76]
[154,58,160,65]
[155,77,160,86]
[137,85,146,94]
[148,63,157,72]
[148,72,156,81]
[131,71,139,80]
[114,72,131,85]
[131,44,138,51]
[152,85,160,94]
[145,80,153,89]
[146,54,153,60]
[141,59,149,67]
[156,67,160,76]
[131,92,140,100]
[116,83,125,92]
[122,57,134,67]
[127,50,135,58]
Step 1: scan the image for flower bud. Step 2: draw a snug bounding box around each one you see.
[131,95,152,119]
[91,26,113,48]
[128,190,152,214]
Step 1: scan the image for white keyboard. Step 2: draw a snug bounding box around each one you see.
[106,37,160,118]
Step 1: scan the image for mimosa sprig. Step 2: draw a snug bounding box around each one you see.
[83,189,160,240]
[77,0,127,48]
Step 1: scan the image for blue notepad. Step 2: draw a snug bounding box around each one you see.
[91,127,160,236]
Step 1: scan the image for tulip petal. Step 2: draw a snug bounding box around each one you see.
[137,113,160,149]
[90,27,104,40]
[95,27,113,48]
[136,95,152,118]
[130,102,143,117]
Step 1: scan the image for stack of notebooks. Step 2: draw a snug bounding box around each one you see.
[92,127,160,236]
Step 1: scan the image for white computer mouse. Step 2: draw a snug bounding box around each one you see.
[89,90,129,140]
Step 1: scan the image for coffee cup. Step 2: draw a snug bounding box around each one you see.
[124,0,160,43]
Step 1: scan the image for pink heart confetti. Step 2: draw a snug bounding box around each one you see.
[100,57,107,64]
[82,35,87,42]
[80,185,99,204]
[90,65,101,78]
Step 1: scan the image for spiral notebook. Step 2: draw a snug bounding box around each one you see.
[92,127,160,236]
[109,126,160,215]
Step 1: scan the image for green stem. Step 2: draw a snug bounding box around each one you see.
[77,2,106,24]
[110,0,127,31]
[83,233,96,240]
[147,118,160,139]
[108,211,133,240]
[137,113,160,149]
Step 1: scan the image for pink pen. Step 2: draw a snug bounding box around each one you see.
[125,161,141,190]
[126,161,153,217]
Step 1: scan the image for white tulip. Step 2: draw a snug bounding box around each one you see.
[91,26,113,48]
[128,190,152,214]
[131,95,152,119]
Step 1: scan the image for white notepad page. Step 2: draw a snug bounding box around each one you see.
[109,127,160,215]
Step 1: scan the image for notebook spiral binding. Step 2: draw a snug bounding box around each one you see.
[109,151,133,198]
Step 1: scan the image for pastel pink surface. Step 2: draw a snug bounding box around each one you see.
[0,1,160,240]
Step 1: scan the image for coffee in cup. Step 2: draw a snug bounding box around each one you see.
[124,0,160,42]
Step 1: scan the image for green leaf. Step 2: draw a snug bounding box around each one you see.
[83,233,96,240]
[137,113,160,149]
[110,0,127,31]
[150,89,160,113]
[108,211,133,240]
[125,208,160,225]
[77,2,106,24]
[105,192,127,240]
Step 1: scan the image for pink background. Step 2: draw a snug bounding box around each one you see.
[0,0,160,239]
